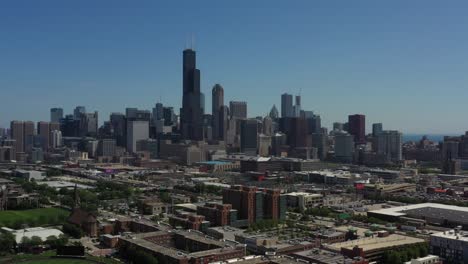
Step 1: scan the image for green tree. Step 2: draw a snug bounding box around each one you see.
[62,223,83,238]
[57,234,69,247]
[30,236,43,246]
[45,235,58,248]
[0,232,16,253]
[20,237,31,246]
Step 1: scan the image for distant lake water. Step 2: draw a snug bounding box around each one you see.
[402,134,459,143]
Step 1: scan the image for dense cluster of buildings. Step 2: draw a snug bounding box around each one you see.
[2,47,467,264]
[0,47,408,170]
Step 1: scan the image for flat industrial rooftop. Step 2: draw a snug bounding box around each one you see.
[368,203,468,218]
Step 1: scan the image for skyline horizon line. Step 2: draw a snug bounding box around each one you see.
[0,103,465,137]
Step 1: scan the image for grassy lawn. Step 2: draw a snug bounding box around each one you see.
[0,208,69,228]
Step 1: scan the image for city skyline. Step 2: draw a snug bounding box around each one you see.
[3,1,468,134]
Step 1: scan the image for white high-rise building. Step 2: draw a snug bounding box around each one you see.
[51,130,62,149]
[126,120,149,153]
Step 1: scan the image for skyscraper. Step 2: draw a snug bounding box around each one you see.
[37,121,50,151]
[372,123,383,137]
[229,101,247,119]
[79,111,98,137]
[153,103,164,122]
[73,106,86,120]
[23,121,35,153]
[110,113,126,147]
[301,111,321,134]
[10,121,35,154]
[163,107,176,126]
[262,116,273,136]
[219,105,229,141]
[153,103,165,133]
[126,120,149,153]
[376,130,402,161]
[333,122,344,131]
[279,117,310,149]
[60,115,80,137]
[293,95,301,117]
[269,105,279,120]
[334,131,355,162]
[312,133,328,160]
[212,84,224,140]
[348,114,366,144]
[181,48,204,140]
[240,119,258,155]
[126,108,150,121]
[51,130,62,149]
[10,121,24,153]
[50,108,63,123]
[281,93,293,118]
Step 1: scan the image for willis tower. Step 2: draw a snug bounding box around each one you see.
[181,48,204,140]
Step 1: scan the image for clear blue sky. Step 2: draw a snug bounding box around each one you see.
[1,0,468,134]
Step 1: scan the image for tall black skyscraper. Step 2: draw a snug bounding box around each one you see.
[281,93,293,118]
[212,84,224,140]
[181,49,204,140]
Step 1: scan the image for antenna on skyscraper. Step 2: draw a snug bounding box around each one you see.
[191,33,195,50]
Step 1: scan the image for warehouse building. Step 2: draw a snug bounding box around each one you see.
[368,203,468,229]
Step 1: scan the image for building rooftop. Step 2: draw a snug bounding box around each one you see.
[405,207,468,225]
[368,202,468,217]
[37,180,94,189]
[197,161,233,165]
[431,229,468,242]
[204,182,231,188]
[1,227,64,244]
[325,234,424,252]
[292,248,356,264]
[211,255,302,264]
[286,192,322,197]
[120,229,243,260]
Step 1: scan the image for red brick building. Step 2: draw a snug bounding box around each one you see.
[169,212,208,231]
[223,186,258,224]
[197,203,232,226]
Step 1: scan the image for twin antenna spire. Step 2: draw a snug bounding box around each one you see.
[185,33,195,50]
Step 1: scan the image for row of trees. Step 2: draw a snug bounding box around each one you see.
[304,206,336,217]
[20,234,68,248]
[0,232,69,255]
[381,243,429,264]
[16,178,137,213]
[1,214,67,230]
[350,214,387,225]
[95,180,136,200]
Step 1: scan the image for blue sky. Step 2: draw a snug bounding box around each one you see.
[1,0,468,134]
